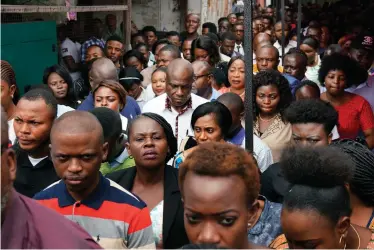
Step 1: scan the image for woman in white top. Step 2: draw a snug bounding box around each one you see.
[93,80,128,131]
[119,67,151,110]
[1,60,19,145]
[300,37,322,88]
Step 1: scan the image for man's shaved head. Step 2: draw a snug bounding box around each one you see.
[192,60,211,72]
[89,57,118,89]
[51,111,104,144]
[253,33,272,51]
[167,58,194,83]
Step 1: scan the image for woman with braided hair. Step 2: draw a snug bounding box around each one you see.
[107,112,189,249]
[1,60,20,144]
[332,139,374,230]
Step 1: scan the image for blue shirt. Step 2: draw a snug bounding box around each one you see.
[248,196,283,246]
[226,127,245,146]
[210,88,221,101]
[78,93,141,120]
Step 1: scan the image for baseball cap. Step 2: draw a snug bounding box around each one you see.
[351,34,374,51]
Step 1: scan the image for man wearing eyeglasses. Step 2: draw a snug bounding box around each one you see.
[192,61,221,101]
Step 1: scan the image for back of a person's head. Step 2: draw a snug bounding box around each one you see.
[202,22,218,34]
[281,146,353,224]
[285,99,338,135]
[158,44,182,59]
[142,25,157,35]
[90,107,123,140]
[220,31,236,42]
[152,38,172,55]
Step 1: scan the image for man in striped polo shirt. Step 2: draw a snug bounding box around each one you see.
[34,111,155,249]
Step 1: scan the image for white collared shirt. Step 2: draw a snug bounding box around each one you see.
[241,134,274,173]
[142,93,208,149]
[235,42,245,55]
[220,52,231,62]
[273,40,296,59]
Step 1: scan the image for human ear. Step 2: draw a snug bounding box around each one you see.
[247,200,260,229]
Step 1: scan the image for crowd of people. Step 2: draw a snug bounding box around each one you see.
[1,0,374,248]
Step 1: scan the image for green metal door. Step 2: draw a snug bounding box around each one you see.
[1,21,57,95]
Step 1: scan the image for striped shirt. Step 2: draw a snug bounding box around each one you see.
[34,174,155,249]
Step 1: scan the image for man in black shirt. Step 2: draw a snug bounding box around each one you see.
[13,89,59,197]
[260,99,338,203]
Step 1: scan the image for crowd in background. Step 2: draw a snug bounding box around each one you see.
[1,0,374,249]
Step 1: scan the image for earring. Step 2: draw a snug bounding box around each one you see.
[247,222,252,228]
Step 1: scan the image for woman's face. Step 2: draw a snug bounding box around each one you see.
[127,83,142,100]
[182,173,252,249]
[300,44,317,64]
[324,70,346,96]
[0,80,16,109]
[128,117,169,169]
[228,59,245,91]
[256,84,280,115]
[281,208,346,249]
[151,71,167,96]
[47,72,68,99]
[126,57,144,72]
[193,114,224,145]
[86,46,104,63]
[94,86,122,112]
[194,48,211,65]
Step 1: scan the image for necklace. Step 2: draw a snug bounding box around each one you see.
[259,114,276,122]
[349,224,361,250]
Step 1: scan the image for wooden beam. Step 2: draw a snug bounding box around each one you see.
[123,0,131,50]
[1,4,128,13]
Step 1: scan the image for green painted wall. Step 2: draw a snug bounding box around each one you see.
[1,21,58,95]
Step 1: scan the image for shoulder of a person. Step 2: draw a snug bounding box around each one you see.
[143,93,167,111]
[191,93,209,106]
[106,167,135,182]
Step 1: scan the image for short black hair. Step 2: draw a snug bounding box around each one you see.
[262,15,274,25]
[294,80,321,97]
[217,92,244,113]
[131,32,146,42]
[158,44,181,59]
[142,26,157,36]
[123,49,148,70]
[128,113,177,163]
[258,44,280,60]
[332,139,374,207]
[166,31,181,40]
[42,64,76,102]
[205,32,219,44]
[324,44,343,56]
[106,35,123,45]
[21,88,58,118]
[151,38,172,55]
[281,146,353,225]
[212,67,229,88]
[202,22,218,34]
[236,12,244,18]
[90,107,123,140]
[220,31,236,42]
[218,17,229,24]
[252,70,293,121]
[285,48,308,68]
[301,36,320,50]
[191,35,221,66]
[318,54,368,88]
[227,13,237,18]
[285,99,338,135]
[191,101,232,139]
[134,42,148,51]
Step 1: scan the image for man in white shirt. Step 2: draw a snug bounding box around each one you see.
[142,59,208,149]
[233,23,245,55]
[273,21,296,59]
[60,21,82,84]
[192,61,221,101]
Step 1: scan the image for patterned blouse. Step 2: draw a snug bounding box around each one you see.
[150,200,164,249]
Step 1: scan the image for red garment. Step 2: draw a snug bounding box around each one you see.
[335,94,374,139]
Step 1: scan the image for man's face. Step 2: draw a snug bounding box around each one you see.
[254,19,264,33]
[182,40,193,62]
[106,15,116,29]
[157,51,175,68]
[237,15,244,23]
[145,31,158,48]
[265,7,274,17]
[192,65,212,96]
[234,24,244,42]
[219,20,230,33]
[274,23,290,42]
[221,39,235,57]
[307,28,321,42]
[131,35,145,48]
[51,130,108,196]
[168,35,181,47]
[256,47,279,71]
[350,48,374,71]
[283,55,306,81]
[228,14,237,25]
[262,18,271,30]
[166,71,193,108]
[185,15,200,35]
[105,40,123,64]
[13,99,54,153]
[85,46,104,63]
